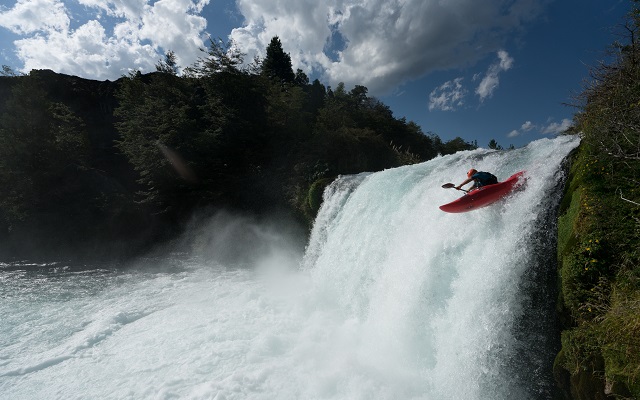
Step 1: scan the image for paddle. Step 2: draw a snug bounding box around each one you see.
[441,183,469,193]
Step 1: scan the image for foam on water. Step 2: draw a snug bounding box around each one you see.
[0,136,580,399]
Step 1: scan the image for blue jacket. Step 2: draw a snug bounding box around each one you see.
[471,171,498,188]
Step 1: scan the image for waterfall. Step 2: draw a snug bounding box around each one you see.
[302,135,579,399]
[0,136,580,400]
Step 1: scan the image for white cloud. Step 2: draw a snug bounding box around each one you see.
[475,50,514,102]
[507,129,520,138]
[0,0,69,35]
[507,118,571,138]
[230,0,546,95]
[0,0,547,91]
[428,77,467,111]
[431,49,513,110]
[521,121,535,131]
[76,0,147,20]
[230,0,332,75]
[0,0,209,80]
[541,118,572,135]
[138,0,209,60]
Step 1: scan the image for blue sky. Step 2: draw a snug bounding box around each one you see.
[0,0,631,148]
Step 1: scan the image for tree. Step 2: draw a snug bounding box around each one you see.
[349,85,369,108]
[294,68,309,86]
[575,15,640,164]
[156,50,179,75]
[306,79,326,116]
[1,65,19,77]
[441,137,476,154]
[114,72,203,210]
[488,139,503,150]
[315,83,355,132]
[261,36,295,83]
[265,81,306,134]
[0,73,89,225]
[184,38,245,77]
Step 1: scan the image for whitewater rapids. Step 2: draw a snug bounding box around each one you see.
[0,136,580,400]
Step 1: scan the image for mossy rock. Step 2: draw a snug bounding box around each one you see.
[307,177,334,214]
[553,349,573,399]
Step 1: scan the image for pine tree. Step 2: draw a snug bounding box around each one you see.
[261,36,295,83]
[488,139,503,150]
[156,51,179,75]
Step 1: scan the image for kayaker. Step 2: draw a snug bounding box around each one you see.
[456,169,498,191]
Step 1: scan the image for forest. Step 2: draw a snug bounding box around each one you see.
[0,37,476,259]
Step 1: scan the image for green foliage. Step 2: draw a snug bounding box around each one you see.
[261,36,295,84]
[50,102,90,163]
[307,177,333,214]
[557,143,640,398]
[294,68,309,86]
[556,4,640,395]
[488,138,503,150]
[0,73,90,226]
[155,51,179,75]
[184,38,245,77]
[1,34,479,251]
[440,136,476,154]
[1,65,19,77]
[265,81,307,134]
[114,71,214,211]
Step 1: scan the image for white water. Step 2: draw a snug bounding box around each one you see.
[1,136,579,400]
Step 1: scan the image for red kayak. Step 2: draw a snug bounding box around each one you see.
[439,171,526,213]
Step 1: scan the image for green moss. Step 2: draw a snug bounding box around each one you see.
[557,186,581,260]
[307,177,334,214]
[553,5,640,397]
[555,143,640,398]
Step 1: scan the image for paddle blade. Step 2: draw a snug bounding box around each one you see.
[441,183,456,189]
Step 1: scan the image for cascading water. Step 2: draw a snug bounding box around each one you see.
[1,136,579,400]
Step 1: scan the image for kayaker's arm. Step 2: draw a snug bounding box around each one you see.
[456,177,473,190]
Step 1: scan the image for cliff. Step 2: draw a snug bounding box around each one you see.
[553,143,639,399]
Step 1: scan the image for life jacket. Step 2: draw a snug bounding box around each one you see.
[472,171,498,187]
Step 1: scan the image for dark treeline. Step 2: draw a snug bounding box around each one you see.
[0,36,475,259]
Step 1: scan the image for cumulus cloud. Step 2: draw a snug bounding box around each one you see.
[0,0,210,80]
[0,0,69,35]
[507,130,520,138]
[230,0,546,95]
[521,120,535,132]
[428,77,467,111]
[507,120,536,137]
[0,0,547,92]
[429,49,514,111]
[507,118,571,138]
[475,50,514,102]
[541,118,573,135]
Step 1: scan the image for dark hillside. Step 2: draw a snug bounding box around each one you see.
[0,45,476,260]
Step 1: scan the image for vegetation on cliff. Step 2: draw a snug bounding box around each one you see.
[555,3,640,398]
